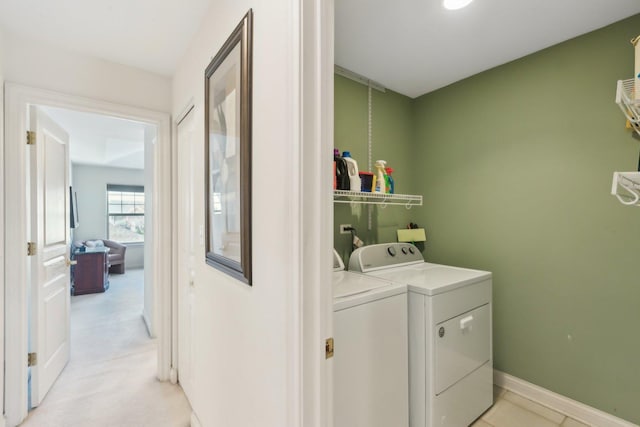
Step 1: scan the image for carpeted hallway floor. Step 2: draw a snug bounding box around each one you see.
[20,268,192,427]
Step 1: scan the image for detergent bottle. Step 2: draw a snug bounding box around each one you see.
[334,149,349,190]
[374,160,387,193]
[342,151,361,192]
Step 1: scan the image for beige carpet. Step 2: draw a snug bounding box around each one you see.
[20,268,192,427]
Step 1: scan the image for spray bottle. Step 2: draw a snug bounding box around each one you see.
[374,160,387,193]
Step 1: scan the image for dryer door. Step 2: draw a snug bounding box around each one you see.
[434,303,491,394]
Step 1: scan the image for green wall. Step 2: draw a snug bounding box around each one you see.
[412,15,640,423]
[333,75,423,262]
[335,13,640,424]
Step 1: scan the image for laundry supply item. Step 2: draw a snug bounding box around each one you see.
[333,161,336,189]
[334,149,350,190]
[359,172,374,192]
[342,151,361,192]
[374,160,387,193]
[385,167,394,194]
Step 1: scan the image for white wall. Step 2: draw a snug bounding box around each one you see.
[72,164,145,268]
[3,31,171,113]
[143,126,155,332]
[172,1,305,425]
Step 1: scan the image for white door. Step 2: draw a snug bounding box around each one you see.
[28,106,71,407]
[176,107,196,401]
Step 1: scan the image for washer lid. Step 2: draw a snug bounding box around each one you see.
[333,249,345,271]
[332,271,392,298]
[368,263,491,295]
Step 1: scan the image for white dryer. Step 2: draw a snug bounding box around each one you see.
[332,250,409,427]
[349,243,493,427]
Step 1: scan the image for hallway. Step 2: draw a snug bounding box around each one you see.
[20,269,191,427]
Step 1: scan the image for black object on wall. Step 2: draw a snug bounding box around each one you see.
[70,187,79,229]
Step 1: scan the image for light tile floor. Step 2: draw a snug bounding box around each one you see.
[472,386,591,427]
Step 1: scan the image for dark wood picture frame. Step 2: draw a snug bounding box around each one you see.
[204,9,253,285]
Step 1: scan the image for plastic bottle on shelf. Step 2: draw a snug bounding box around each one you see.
[374,160,387,193]
[342,151,361,192]
[334,149,349,190]
[333,149,338,189]
[385,167,395,194]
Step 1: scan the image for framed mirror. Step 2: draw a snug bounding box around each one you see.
[205,10,253,285]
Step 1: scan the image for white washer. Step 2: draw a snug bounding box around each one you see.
[332,250,409,427]
[349,243,493,427]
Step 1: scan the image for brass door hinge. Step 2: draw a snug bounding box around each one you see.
[325,337,334,359]
[28,352,37,367]
[26,130,36,145]
[27,242,36,256]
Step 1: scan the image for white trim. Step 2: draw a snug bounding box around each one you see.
[153,90,173,383]
[4,82,31,427]
[3,83,172,426]
[297,0,334,426]
[0,79,6,423]
[169,102,194,386]
[494,370,638,427]
[190,411,203,427]
[142,313,152,336]
[175,101,194,126]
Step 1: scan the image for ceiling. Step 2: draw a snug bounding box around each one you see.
[42,107,149,170]
[1,1,639,99]
[336,0,640,98]
[0,0,213,76]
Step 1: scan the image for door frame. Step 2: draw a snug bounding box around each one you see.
[298,0,335,425]
[3,83,172,426]
[170,101,194,387]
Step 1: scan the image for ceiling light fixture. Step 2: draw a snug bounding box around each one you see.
[443,0,474,10]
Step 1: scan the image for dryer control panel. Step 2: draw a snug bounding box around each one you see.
[349,243,424,272]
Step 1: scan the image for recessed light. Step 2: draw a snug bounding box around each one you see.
[443,0,474,10]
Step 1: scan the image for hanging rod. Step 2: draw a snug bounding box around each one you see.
[334,65,386,93]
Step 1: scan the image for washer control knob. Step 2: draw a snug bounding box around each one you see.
[401,247,408,254]
[408,246,415,254]
[387,246,396,257]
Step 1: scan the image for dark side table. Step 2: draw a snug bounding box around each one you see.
[72,247,110,295]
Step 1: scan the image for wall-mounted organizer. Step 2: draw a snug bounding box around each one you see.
[333,190,422,208]
[612,81,640,206]
[611,171,640,206]
[612,36,640,207]
[615,78,640,134]
[333,65,423,217]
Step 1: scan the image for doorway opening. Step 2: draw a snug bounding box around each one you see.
[27,105,157,412]
[3,83,174,427]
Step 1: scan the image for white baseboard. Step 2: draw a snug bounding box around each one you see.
[494,370,638,427]
[190,412,203,427]
[141,312,152,338]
